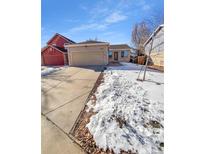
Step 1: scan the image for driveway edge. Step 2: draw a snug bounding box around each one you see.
[68,71,104,151]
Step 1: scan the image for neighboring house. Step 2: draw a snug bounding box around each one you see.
[41,33,75,65]
[108,44,131,63]
[65,40,109,66]
[65,41,131,66]
[144,24,164,66]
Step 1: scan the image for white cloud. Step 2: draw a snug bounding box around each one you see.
[70,23,108,32]
[90,7,109,19]
[105,11,127,24]
[80,5,88,11]
[102,31,115,36]
[69,11,128,33]
[142,4,151,11]
[64,19,79,23]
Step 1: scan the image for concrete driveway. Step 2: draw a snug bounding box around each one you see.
[41,66,102,154]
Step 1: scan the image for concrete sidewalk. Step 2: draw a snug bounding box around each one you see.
[41,66,102,154]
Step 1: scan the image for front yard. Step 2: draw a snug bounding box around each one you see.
[72,62,164,154]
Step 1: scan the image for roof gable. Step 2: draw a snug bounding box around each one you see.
[47,33,75,45]
[41,45,67,54]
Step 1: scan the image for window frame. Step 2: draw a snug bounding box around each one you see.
[121,51,124,57]
[108,51,112,58]
[124,50,129,57]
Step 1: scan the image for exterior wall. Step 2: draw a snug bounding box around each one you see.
[68,45,109,66]
[47,35,71,48]
[64,53,69,65]
[150,52,164,66]
[144,27,164,66]
[42,46,65,65]
[108,49,131,62]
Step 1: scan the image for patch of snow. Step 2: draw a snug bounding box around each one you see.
[41,67,63,76]
[86,100,95,112]
[86,62,164,154]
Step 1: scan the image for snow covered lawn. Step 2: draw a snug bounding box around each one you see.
[41,66,64,76]
[86,62,164,154]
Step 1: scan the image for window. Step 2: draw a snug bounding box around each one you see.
[108,51,112,58]
[121,51,125,57]
[124,51,129,57]
[121,51,128,57]
[121,51,124,57]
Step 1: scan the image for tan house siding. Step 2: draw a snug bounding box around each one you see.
[144,25,164,67]
[108,49,131,63]
[67,44,109,66]
[150,52,164,66]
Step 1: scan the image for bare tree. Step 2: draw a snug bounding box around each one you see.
[131,21,151,55]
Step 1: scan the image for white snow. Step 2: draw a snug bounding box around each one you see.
[86,62,164,154]
[86,99,95,112]
[41,67,63,76]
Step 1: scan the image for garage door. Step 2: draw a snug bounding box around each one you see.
[43,54,64,65]
[71,51,105,66]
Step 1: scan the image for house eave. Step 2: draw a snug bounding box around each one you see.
[65,43,109,48]
[143,24,164,47]
[41,45,67,54]
[109,48,131,51]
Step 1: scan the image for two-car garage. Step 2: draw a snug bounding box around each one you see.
[66,42,109,66]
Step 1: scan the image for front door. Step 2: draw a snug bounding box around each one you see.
[114,52,118,61]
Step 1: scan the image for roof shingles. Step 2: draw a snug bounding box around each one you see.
[109,44,131,50]
[77,40,108,44]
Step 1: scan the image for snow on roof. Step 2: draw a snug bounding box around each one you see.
[47,33,76,44]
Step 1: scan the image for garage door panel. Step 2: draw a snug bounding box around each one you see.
[44,55,64,65]
[72,52,105,66]
[42,47,65,66]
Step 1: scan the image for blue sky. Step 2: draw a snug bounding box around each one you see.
[41,0,164,47]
